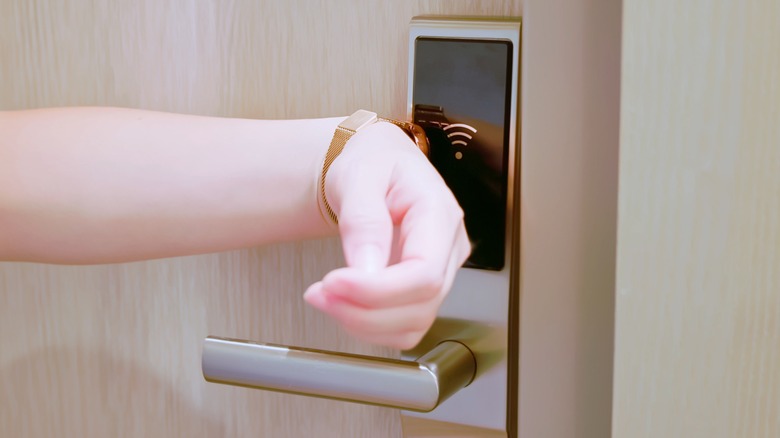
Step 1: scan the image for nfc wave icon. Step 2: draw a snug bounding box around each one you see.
[443,123,478,147]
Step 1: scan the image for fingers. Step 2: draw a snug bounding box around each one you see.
[306,121,471,349]
[336,205,391,273]
[304,280,443,350]
[313,291,442,336]
[303,224,470,349]
[321,260,442,308]
[318,220,467,309]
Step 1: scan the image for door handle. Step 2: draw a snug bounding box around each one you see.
[201,336,476,412]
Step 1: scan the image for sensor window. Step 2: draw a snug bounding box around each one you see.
[412,37,513,270]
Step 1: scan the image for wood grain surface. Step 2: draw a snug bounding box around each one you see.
[614,0,780,437]
[0,1,521,437]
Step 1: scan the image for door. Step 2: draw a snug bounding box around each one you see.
[0,1,521,437]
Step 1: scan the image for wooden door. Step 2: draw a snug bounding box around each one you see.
[614,1,780,437]
[0,1,521,437]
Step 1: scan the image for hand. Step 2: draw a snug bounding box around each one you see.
[303,121,470,350]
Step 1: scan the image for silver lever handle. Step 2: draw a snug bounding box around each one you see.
[202,336,476,412]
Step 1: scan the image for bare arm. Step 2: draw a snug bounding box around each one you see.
[0,107,470,348]
[0,107,338,263]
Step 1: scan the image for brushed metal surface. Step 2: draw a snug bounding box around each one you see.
[402,16,522,436]
[202,337,476,412]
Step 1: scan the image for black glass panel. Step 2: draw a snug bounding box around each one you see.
[413,37,513,270]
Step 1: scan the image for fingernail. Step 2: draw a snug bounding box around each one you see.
[353,244,383,273]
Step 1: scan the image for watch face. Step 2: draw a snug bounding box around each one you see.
[412,37,513,271]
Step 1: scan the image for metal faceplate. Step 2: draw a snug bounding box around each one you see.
[402,16,522,437]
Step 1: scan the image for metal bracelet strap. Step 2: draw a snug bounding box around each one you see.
[318,117,425,226]
[319,125,355,225]
[379,118,429,155]
[378,117,408,131]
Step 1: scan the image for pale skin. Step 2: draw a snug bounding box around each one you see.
[0,107,470,349]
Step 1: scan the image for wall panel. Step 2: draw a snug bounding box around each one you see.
[615,0,780,436]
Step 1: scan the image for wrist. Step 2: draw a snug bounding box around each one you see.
[317,111,428,227]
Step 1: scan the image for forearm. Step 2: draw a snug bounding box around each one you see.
[0,107,339,263]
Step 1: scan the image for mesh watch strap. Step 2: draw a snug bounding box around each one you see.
[319,125,355,225]
[318,111,429,225]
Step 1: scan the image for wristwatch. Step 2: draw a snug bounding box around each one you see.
[319,110,429,225]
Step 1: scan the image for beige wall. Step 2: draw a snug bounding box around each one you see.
[614,0,780,437]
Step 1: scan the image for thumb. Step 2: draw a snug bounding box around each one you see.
[330,171,393,273]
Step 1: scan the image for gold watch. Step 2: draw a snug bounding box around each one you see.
[318,109,429,225]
